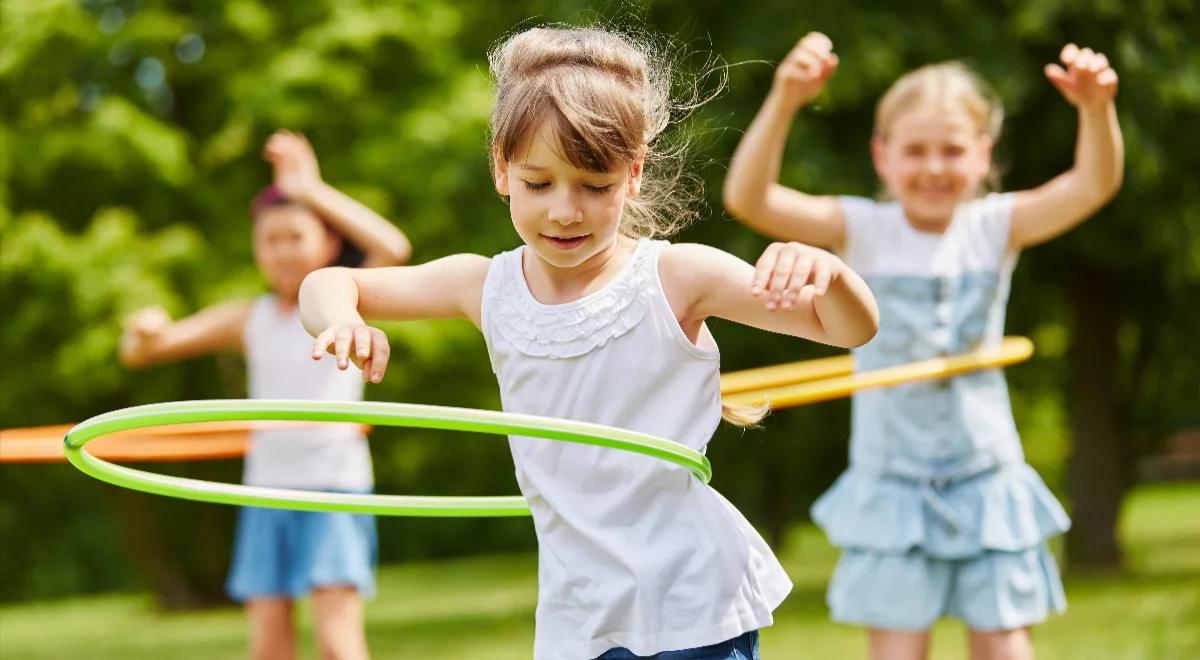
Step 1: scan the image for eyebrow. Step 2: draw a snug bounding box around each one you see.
[514,161,549,171]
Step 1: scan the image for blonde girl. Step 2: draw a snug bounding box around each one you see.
[724,32,1122,660]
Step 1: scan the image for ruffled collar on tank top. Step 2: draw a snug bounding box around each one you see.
[485,238,661,359]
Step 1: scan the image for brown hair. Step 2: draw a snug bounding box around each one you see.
[488,26,763,425]
[875,61,1004,190]
[488,25,713,239]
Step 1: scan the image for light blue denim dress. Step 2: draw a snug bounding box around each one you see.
[811,194,1070,631]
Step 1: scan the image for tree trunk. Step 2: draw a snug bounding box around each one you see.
[1064,267,1129,569]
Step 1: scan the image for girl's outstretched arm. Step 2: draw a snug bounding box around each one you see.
[1010,44,1124,249]
[119,300,252,368]
[723,32,846,250]
[660,242,878,349]
[299,254,490,382]
[265,130,413,267]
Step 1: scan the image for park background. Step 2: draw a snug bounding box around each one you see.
[1,0,1197,657]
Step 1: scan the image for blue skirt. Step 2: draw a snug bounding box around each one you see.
[226,501,377,602]
[812,462,1069,630]
[826,545,1066,630]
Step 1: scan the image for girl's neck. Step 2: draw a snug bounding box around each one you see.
[901,209,953,234]
[896,185,986,235]
[523,235,637,305]
[272,293,300,313]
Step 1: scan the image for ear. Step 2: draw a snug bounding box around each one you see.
[492,147,510,196]
[626,146,647,198]
[870,135,889,180]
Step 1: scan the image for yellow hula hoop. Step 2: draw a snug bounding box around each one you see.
[719,354,854,395]
[722,336,1034,410]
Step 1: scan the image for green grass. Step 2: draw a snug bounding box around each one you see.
[2,483,1197,659]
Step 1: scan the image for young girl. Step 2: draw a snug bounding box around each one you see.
[120,130,410,660]
[298,26,878,660]
[724,33,1123,660]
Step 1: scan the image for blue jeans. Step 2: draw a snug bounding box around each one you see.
[594,630,760,659]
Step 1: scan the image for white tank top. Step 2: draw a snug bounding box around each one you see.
[481,239,791,660]
[242,295,373,490]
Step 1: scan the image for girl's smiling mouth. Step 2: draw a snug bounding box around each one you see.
[542,234,590,249]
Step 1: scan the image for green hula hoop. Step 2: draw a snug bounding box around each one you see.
[63,399,712,517]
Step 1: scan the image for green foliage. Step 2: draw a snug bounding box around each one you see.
[1,0,1197,600]
[2,209,204,420]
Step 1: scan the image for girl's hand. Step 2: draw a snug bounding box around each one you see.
[125,306,171,337]
[772,32,838,112]
[1044,43,1119,109]
[119,306,170,362]
[311,322,391,384]
[264,130,323,204]
[751,241,845,311]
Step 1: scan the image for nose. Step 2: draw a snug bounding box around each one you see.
[926,155,946,175]
[548,190,584,226]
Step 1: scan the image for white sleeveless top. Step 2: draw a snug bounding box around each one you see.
[481,239,791,660]
[242,295,373,490]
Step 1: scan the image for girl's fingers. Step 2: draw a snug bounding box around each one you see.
[369,331,390,383]
[1044,63,1069,84]
[1074,47,1095,72]
[130,310,167,335]
[333,328,352,369]
[1097,68,1119,88]
[803,32,832,55]
[264,133,294,157]
[794,253,815,286]
[768,248,799,296]
[787,36,811,58]
[782,255,813,309]
[354,326,372,361]
[788,34,829,70]
[1091,53,1109,73]
[793,50,824,78]
[823,52,839,77]
[812,258,833,295]
[312,330,335,360]
[752,244,781,295]
[1060,43,1080,66]
[797,285,816,309]
[1043,63,1073,97]
[310,324,386,378]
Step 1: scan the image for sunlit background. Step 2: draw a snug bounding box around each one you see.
[1,1,1197,657]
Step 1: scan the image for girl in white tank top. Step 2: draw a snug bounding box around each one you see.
[299,27,878,659]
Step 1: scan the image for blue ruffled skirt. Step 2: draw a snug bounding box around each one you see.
[811,462,1069,629]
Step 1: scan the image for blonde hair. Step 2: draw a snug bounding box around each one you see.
[489,26,762,425]
[874,62,1004,190]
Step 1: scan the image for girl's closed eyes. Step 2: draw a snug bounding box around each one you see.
[519,180,618,194]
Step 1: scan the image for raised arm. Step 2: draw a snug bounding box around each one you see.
[723,32,846,250]
[661,242,877,349]
[1009,44,1124,250]
[265,130,412,267]
[298,253,490,382]
[119,300,252,368]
